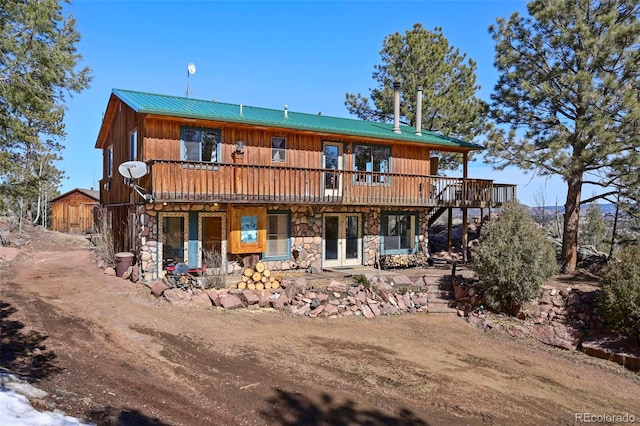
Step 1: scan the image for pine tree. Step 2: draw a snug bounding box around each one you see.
[486,0,640,273]
[581,203,606,252]
[0,0,92,221]
[345,24,489,171]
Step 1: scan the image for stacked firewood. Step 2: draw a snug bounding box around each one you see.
[237,262,281,290]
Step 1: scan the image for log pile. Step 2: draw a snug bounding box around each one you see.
[379,253,430,269]
[237,262,281,290]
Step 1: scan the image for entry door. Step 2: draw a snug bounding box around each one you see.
[323,214,362,267]
[161,215,187,270]
[199,213,227,271]
[322,142,343,198]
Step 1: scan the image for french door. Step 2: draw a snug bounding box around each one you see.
[323,213,362,268]
[322,142,343,198]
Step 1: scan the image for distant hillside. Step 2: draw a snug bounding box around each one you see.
[449,203,618,221]
[527,203,618,216]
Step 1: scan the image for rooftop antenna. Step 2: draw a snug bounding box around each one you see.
[185,62,196,98]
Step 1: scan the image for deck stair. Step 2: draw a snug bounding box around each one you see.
[425,275,458,314]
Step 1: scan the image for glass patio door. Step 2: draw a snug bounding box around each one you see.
[322,142,343,198]
[323,214,361,268]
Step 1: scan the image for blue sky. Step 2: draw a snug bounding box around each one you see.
[59,0,567,206]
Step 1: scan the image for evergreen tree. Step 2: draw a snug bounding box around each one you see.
[473,202,557,315]
[486,0,640,273]
[581,203,606,251]
[0,0,92,221]
[345,24,489,171]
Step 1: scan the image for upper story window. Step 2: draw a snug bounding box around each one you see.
[181,127,221,162]
[271,137,286,162]
[354,144,390,183]
[107,145,113,177]
[129,130,137,161]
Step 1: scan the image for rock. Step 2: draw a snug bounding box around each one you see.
[507,324,530,338]
[206,289,221,306]
[324,304,339,317]
[532,323,582,350]
[581,333,640,371]
[291,303,311,316]
[191,292,213,307]
[308,305,325,318]
[391,275,413,286]
[104,267,116,276]
[241,289,260,305]
[453,282,468,300]
[271,294,288,311]
[150,281,168,297]
[219,294,243,309]
[374,281,394,291]
[361,305,375,319]
[368,302,381,317]
[327,281,348,293]
[163,288,192,305]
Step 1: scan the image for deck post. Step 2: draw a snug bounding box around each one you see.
[447,208,453,253]
[462,208,468,263]
[232,151,245,194]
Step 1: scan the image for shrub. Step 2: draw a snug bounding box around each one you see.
[202,249,226,289]
[92,208,115,268]
[352,274,370,288]
[472,202,557,314]
[598,243,640,340]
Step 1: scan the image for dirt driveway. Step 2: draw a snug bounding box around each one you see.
[1,229,639,425]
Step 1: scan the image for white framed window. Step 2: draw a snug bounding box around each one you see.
[265,211,290,259]
[271,137,286,163]
[107,145,113,177]
[129,130,137,161]
[181,127,221,162]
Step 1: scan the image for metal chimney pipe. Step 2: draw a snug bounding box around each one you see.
[393,82,401,134]
[415,86,423,136]
[284,105,288,119]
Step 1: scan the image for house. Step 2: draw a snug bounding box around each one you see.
[95,88,516,281]
[50,188,99,234]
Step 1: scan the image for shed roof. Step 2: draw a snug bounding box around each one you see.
[105,88,482,150]
[51,188,100,203]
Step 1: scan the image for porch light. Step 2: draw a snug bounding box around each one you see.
[234,140,246,155]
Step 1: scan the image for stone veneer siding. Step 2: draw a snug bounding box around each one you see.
[134,203,430,282]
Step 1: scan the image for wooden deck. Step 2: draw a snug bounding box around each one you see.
[142,160,517,208]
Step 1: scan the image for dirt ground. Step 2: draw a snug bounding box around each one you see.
[1,227,639,426]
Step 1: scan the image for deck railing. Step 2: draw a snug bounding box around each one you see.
[144,160,516,208]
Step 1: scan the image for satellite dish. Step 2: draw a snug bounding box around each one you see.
[118,161,148,179]
[187,62,196,75]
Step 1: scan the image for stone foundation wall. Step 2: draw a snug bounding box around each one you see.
[133,203,430,282]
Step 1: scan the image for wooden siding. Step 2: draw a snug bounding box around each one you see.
[142,117,434,175]
[99,99,142,206]
[51,192,99,234]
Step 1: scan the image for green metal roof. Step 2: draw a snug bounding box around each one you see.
[112,88,482,150]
